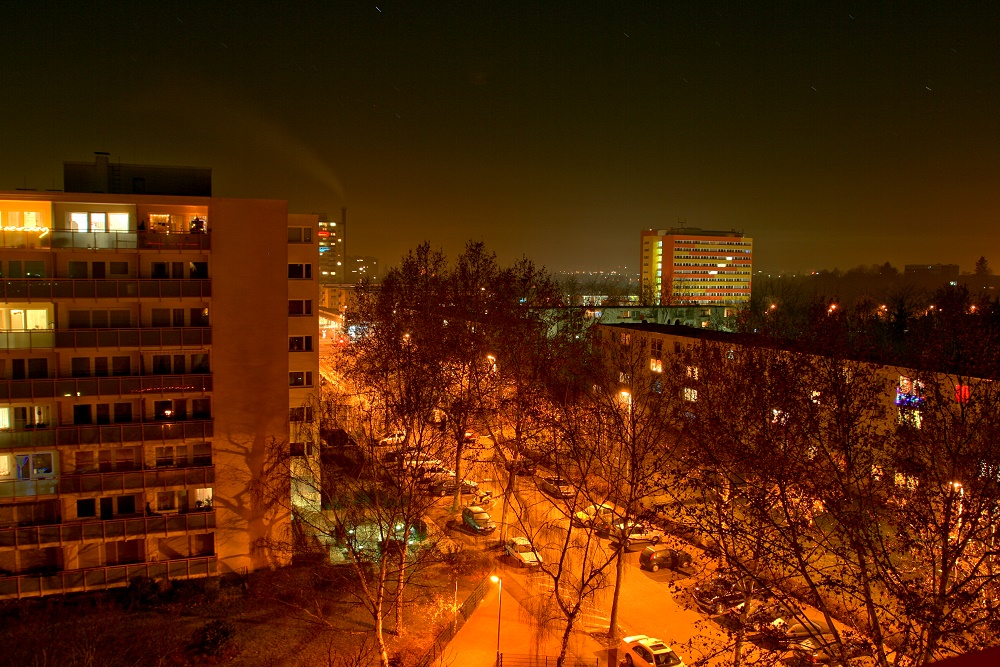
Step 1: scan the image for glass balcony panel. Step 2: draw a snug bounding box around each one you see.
[76,379,98,396]
[140,330,160,346]
[16,529,38,547]
[105,521,124,539]
[101,425,122,444]
[161,282,180,298]
[56,380,76,397]
[74,282,96,298]
[96,282,118,298]
[120,378,140,395]
[63,524,81,542]
[123,473,143,490]
[38,527,60,544]
[28,281,53,299]
[0,531,15,548]
[9,382,32,400]
[82,523,104,540]
[5,281,27,299]
[139,282,159,298]
[98,378,120,395]
[76,331,97,347]
[161,330,181,346]
[119,330,140,346]
[120,281,138,297]
[52,281,73,298]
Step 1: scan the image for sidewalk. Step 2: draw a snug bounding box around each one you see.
[439,571,612,667]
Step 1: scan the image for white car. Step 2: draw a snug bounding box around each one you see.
[613,520,665,548]
[378,430,407,446]
[620,634,686,667]
[504,536,542,567]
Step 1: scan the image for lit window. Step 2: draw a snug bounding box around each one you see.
[683,387,698,402]
[70,212,88,232]
[650,359,663,373]
[686,366,699,380]
[108,212,129,232]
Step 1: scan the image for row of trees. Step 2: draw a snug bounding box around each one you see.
[281,241,1000,666]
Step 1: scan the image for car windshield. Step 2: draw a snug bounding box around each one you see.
[473,513,490,525]
[514,543,532,553]
[654,650,681,667]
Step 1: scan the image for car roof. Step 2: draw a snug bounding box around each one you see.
[508,536,530,545]
[624,635,673,652]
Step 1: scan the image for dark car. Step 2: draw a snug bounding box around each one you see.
[789,631,873,665]
[692,570,761,616]
[639,546,692,572]
[461,506,496,534]
[428,476,479,497]
[759,618,833,648]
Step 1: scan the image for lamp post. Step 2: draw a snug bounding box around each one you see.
[490,575,502,662]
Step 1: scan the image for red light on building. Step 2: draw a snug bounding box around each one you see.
[955,385,971,403]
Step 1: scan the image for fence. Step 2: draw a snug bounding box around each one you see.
[413,571,494,667]
[497,655,600,667]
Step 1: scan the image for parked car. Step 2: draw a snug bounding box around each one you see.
[503,536,542,567]
[733,599,796,634]
[692,570,762,616]
[573,502,619,529]
[619,634,686,667]
[461,506,496,534]
[428,476,479,497]
[639,546,692,572]
[378,430,407,447]
[383,447,421,465]
[612,520,665,547]
[760,617,833,648]
[788,631,873,665]
[539,475,575,499]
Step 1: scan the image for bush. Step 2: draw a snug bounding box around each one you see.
[190,619,236,657]
[443,548,491,577]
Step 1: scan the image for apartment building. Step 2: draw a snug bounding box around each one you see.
[0,156,318,598]
[640,227,753,305]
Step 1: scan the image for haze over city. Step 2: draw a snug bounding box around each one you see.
[3,1,998,272]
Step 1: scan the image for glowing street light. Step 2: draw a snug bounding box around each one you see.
[490,575,503,660]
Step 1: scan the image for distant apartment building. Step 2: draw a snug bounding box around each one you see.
[0,154,317,598]
[640,227,752,305]
[904,264,960,287]
[317,209,346,284]
[347,255,379,282]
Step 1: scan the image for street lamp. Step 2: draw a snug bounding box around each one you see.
[490,575,502,661]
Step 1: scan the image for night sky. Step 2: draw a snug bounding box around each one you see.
[2,1,998,274]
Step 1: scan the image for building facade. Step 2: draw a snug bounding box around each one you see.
[0,158,317,598]
[640,227,753,305]
[317,209,346,284]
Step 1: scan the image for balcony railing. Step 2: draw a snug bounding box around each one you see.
[0,279,211,300]
[45,230,212,252]
[54,327,211,350]
[0,556,217,599]
[0,511,215,549]
[57,465,215,495]
[0,374,212,401]
[0,419,213,450]
[0,466,214,501]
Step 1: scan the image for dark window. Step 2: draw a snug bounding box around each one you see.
[7,261,22,278]
[25,261,45,278]
[173,355,186,374]
[94,357,109,377]
[117,496,136,515]
[73,404,93,425]
[190,262,208,279]
[190,308,209,326]
[289,371,313,387]
[288,264,304,279]
[109,262,129,276]
[288,300,312,316]
[151,262,168,279]
[172,400,187,420]
[289,406,314,422]
[151,309,170,327]
[72,357,91,378]
[173,309,185,327]
[113,402,132,423]
[156,446,173,467]
[191,354,210,374]
[192,398,211,419]
[91,311,108,328]
[68,261,88,279]
[152,355,170,374]
[112,356,131,376]
[11,359,25,380]
[289,336,313,352]
[96,404,110,425]
[192,443,212,466]
[27,358,47,379]
[77,499,96,518]
[110,310,130,327]
[91,262,106,279]
[172,262,184,279]
[289,442,308,457]
[68,310,90,328]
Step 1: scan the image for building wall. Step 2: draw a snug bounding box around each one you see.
[209,198,291,573]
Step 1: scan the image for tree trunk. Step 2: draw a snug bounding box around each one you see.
[607,547,625,640]
[395,544,407,634]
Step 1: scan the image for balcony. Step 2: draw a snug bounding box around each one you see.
[0,279,211,301]
[0,555,217,599]
[0,374,212,401]
[0,511,215,550]
[0,419,213,450]
[54,327,211,350]
[57,465,214,495]
[47,230,212,252]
